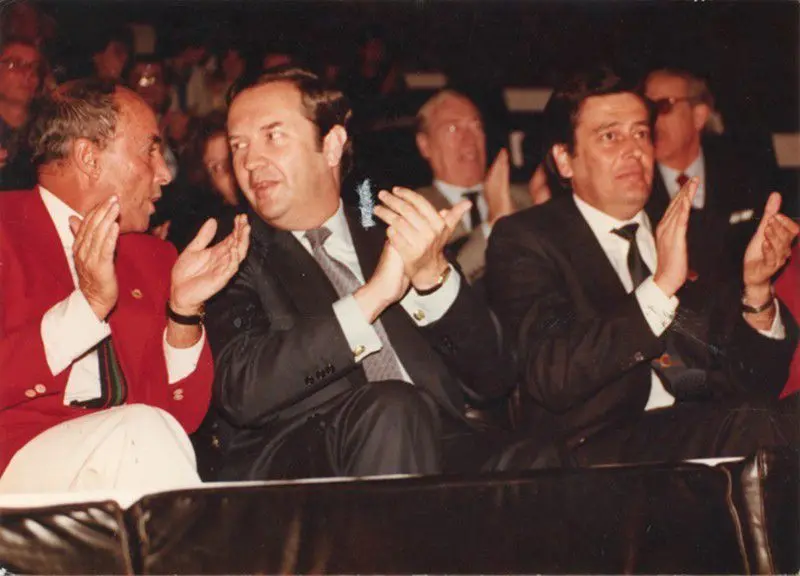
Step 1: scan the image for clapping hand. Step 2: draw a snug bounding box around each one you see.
[484,148,514,223]
[742,192,799,303]
[373,187,470,291]
[169,214,251,316]
[69,196,121,321]
[653,177,698,297]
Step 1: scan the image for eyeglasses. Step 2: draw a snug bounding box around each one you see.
[0,58,43,76]
[649,96,696,116]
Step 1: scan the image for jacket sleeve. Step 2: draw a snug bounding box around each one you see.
[206,260,358,427]
[418,269,514,402]
[486,218,664,413]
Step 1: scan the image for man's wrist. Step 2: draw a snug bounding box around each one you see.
[354,283,393,324]
[411,259,450,292]
[742,283,772,306]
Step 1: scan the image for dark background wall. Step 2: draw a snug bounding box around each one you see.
[35,0,800,134]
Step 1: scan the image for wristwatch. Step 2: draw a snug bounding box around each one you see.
[167,303,205,325]
[416,265,452,296]
[741,290,775,314]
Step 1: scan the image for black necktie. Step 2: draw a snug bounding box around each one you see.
[462,190,482,231]
[611,223,650,288]
[611,223,707,401]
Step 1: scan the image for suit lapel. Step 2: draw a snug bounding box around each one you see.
[557,197,629,315]
[251,214,340,317]
[14,188,74,295]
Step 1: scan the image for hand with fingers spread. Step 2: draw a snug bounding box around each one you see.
[373,187,470,291]
[69,195,121,321]
[653,177,698,297]
[169,213,251,316]
[484,148,514,224]
[742,192,800,308]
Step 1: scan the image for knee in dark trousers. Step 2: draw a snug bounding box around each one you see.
[332,380,441,477]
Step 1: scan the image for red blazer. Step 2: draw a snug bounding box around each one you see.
[776,244,800,397]
[0,189,213,474]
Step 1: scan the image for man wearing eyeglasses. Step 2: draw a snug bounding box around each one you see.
[643,68,778,270]
[0,37,42,191]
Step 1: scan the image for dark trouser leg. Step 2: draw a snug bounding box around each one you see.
[327,380,441,477]
[616,398,798,464]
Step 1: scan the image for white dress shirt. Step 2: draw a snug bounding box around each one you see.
[434,180,493,238]
[657,150,706,209]
[573,194,783,411]
[291,201,460,384]
[38,187,205,406]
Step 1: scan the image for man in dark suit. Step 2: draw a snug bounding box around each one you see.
[643,68,779,269]
[486,68,798,466]
[0,79,250,493]
[207,68,528,481]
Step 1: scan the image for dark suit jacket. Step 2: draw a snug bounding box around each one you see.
[0,189,214,474]
[646,134,777,270]
[206,207,511,475]
[486,194,797,451]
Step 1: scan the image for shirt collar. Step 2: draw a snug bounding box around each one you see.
[572,193,652,246]
[434,179,484,207]
[658,148,705,185]
[290,199,353,246]
[39,185,82,250]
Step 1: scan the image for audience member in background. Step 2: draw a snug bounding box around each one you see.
[202,43,248,115]
[644,68,779,270]
[168,111,243,251]
[167,34,209,114]
[776,246,800,397]
[207,68,551,482]
[89,25,133,82]
[415,90,531,284]
[0,37,43,191]
[0,79,250,493]
[487,67,798,466]
[339,25,406,125]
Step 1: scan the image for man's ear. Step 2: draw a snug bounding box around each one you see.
[550,144,574,179]
[692,103,711,132]
[72,138,101,179]
[322,125,347,167]
[416,131,431,160]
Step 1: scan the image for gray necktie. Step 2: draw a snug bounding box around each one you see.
[305,227,405,383]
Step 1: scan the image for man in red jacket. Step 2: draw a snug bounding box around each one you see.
[0,79,249,493]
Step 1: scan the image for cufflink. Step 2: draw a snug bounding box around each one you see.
[412,309,426,322]
[353,344,366,357]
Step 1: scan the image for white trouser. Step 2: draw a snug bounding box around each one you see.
[0,404,201,494]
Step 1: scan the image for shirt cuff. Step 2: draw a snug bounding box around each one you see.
[480,221,492,239]
[635,277,679,337]
[749,300,786,340]
[400,264,461,327]
[41,289,112,376]
[333,295,382,363]
[163,327,206,384]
